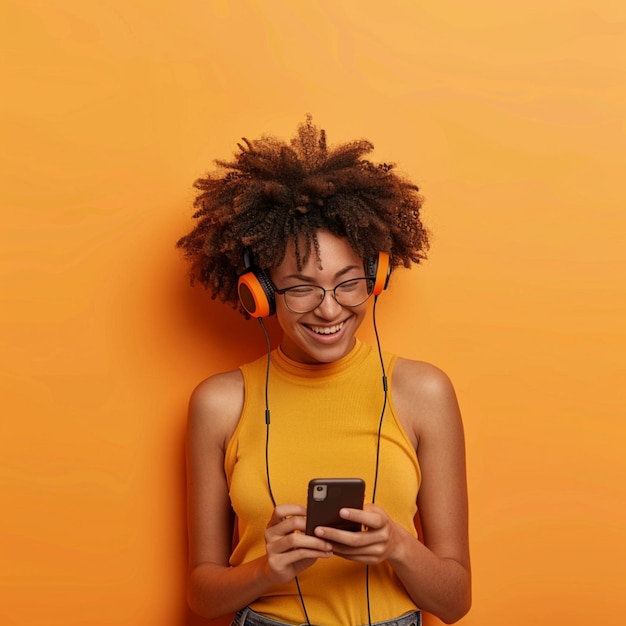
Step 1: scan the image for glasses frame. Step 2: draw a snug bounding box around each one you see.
[270,277,375,314]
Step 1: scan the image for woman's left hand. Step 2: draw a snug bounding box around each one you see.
[313,504,408,565]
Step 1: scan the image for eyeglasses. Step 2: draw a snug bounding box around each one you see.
[271,277,375,314]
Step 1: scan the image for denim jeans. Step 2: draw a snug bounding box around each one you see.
[231,606,421,626]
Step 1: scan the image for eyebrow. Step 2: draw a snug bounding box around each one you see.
[282,264,363,283]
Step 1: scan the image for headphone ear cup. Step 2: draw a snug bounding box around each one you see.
[237,269,276,318]
[369,251,391,296]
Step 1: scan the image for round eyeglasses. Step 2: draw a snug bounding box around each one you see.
[272,277,375,314]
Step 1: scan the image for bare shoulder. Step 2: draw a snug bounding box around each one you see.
[187,369,245,450]
[393,357,459,408]
[391,357,463,446]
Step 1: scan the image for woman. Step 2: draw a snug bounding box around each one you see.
[178,117,470,625]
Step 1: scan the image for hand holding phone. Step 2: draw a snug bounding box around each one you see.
[305,478,365,536]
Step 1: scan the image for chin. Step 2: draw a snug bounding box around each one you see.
[301,337,356,364]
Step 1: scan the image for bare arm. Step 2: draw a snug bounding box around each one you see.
[315,360,471,623]
[186,371,333,619]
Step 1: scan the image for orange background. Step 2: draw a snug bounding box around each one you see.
[2,1,625,625]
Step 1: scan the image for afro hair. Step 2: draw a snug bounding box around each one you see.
[177,115,429,314]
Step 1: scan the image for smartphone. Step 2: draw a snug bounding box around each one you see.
[305,478,365,535]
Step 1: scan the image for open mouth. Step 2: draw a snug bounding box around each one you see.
[306,321,345,335]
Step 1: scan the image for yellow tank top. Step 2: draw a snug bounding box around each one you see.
[225,339,421,625]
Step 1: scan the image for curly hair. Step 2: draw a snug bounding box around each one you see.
[177,115,429,313]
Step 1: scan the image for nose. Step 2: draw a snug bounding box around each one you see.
[314,289,343,318]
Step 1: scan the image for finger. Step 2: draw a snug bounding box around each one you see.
[265,517,308,544]
[338,506,385,529]
[314,522,391,550]
[270,544,334,562]
[265,548,332,584]
[268,530,334,555]
[267,504,307,529]
[313,526,369,547]
[323,532,389,562]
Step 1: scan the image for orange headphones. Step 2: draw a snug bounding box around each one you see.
[238,251,391,318]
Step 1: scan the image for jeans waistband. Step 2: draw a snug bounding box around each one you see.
[232,607,421,626]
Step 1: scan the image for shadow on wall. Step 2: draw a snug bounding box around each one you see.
[173,267,283,372]
[171,266,282,626]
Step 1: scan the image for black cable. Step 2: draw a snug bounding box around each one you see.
[365,294,389,626]
[259,318,276,508]
[258,318,312,625]
[371,294,389,505]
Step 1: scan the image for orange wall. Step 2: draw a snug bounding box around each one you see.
[2,2,625,625]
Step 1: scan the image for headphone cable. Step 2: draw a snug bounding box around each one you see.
[365,294,389,626]
[258,318,312,625]
[259,318,276,507]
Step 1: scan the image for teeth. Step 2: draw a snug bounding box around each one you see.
[309,322,344,335]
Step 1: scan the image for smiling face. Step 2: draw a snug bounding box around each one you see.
[268,230,370,364]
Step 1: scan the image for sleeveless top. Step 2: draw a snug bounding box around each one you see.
[225,339,421,625]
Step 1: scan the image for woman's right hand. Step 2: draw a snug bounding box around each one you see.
[263,503,333,584]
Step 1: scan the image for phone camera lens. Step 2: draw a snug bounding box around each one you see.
[316,485,324,491]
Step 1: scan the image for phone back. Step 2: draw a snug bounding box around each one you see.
[305,478,365,535]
